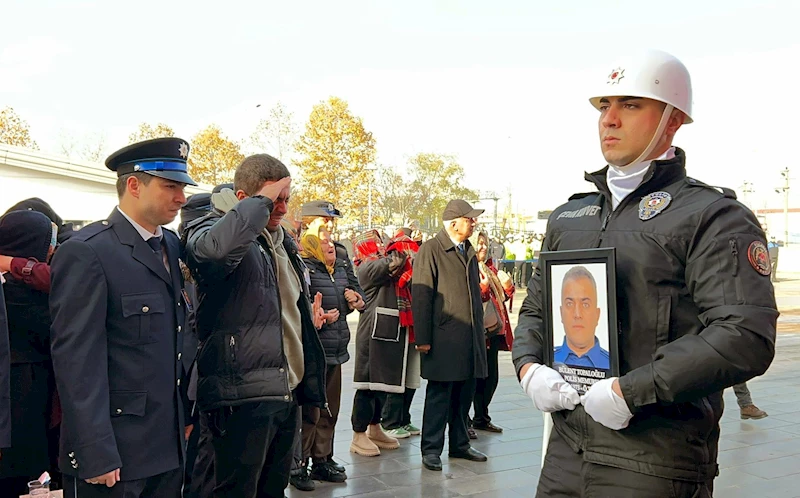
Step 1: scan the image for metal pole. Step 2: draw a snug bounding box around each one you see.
[782,168,790,246]
[368,173,373,229]
[493,197,499,237]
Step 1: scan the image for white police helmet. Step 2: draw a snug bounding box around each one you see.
[589,49,693,123]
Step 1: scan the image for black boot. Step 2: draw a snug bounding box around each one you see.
[289,465,315,491]
[310,461,347,483]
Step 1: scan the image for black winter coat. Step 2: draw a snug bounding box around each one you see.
[411,230,488,382]
[0,277,52,479]
[304,257,354,365]
[512,149,778,482]
[0,281,9,450]
[184,196,327,412]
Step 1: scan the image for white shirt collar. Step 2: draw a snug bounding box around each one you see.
[116,206,163,241]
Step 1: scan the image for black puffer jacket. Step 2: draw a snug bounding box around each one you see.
[304,258,356,365]
[512,149,777,482]
[184,196,327,412]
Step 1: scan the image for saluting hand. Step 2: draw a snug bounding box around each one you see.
[257,177,292,203]
[86,468,121,487]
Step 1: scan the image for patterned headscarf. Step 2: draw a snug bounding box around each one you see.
[353,229,384,267]
[301,225,334,274]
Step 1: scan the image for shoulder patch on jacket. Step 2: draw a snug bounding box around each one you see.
[69,219,112,242]
[685,178,737,199]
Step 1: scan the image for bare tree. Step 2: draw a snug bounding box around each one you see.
[249,102,298,162]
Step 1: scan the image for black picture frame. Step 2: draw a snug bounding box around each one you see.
[540,248,619,394]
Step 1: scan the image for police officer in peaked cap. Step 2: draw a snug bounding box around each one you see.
[512,50,777,497]
[50,137,197,497]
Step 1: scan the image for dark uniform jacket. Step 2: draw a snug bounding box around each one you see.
[512,149,778,482]
[412,230,488,382]
[50,209,186,481]
[184,196,327,412]
[304,257,355,366]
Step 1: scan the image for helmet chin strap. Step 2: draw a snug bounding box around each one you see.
[620,104,674,168]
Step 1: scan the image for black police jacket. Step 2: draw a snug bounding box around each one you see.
[512,148,778,482]
[50,209,186,481]
[184,196,327,412]
[304,258,355,366]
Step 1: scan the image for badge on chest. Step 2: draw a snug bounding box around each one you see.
[639,191,672,220]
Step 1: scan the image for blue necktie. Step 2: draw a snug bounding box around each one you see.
[457,242,466,257]
[147,236,163,254]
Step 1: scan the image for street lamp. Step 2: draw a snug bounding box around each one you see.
[775,168,791,246]
[366,165,378,229]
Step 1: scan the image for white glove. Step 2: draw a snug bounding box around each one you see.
[520,363,581,412]
[581,377,633,430]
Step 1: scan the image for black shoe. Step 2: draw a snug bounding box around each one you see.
[473,421,504,433]
[468,427,478,439]
[422,454,443,471]
[327,456,346,473]
[310,462,347,483]
[289,466,316,491]
[449,447,488,462]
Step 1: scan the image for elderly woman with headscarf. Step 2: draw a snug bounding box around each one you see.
[349,229,417,457]
[470,231,514,436]
[293,225,364,488]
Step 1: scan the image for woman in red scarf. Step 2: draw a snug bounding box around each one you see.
[471,231,514,435]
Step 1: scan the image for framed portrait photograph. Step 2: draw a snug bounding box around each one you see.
[540,248,619,394]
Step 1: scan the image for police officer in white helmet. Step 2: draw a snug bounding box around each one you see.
[512,49,777,496]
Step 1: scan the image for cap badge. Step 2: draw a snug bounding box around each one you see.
[608,67,625,85]
[747,241,771,276]
[178,142,189,159]
[638,191,671,220]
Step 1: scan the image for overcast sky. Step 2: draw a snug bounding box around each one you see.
[2,0,798,216]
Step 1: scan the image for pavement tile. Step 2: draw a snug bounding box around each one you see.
[728,454,800,479]
[287,476,390,498]
[442,469,540,496]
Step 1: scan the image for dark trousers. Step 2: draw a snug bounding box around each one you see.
[536,429,713,498]
[63,468,183,498]
[382,389,416,430]
[473,338,500,426]
[421,378,475,456]
[187,414,215,498]
[351,390,383,432]
[204,400,298,498]
[301,364,341,463]
[183,419,202,496]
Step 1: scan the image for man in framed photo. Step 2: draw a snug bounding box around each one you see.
[512,49,777,497]
[554,265,609,370]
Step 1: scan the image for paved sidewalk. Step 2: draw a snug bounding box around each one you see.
[288,286,800,497]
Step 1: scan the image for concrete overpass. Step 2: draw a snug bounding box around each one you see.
[0,143,211,229]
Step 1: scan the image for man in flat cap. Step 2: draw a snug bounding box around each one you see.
[50,137,197,497]
[411,199,489,471]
